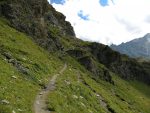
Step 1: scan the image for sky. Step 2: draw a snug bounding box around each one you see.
[49,0,150,45]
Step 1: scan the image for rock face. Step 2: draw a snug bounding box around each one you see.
[88,42,150,85]
[111,33,150,58]
[0,0,75,51]
[55,37,150,85]
[89,43,121,66]
[1,100,10,105]
[67,49,114,84]
[2,52,29,75]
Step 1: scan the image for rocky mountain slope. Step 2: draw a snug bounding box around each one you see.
[111,33,150,59]
[0,0,150,113]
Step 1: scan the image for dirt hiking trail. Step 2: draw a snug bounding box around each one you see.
[34,64,67,113]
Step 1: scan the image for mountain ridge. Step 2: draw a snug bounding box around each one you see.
[111,33,150,58]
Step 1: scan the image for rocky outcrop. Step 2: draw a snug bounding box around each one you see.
[78,56,99,75]
[2,52,29,75]
[88,42,150,85]
[78,56,113,83]
[88,42,122,66]
[66,42,150,85]
[0,0,75,51]
[67,49,113,83]
[67,49,86,58]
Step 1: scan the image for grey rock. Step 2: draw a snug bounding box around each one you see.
[1,99,10,104]
[11,76,17,79]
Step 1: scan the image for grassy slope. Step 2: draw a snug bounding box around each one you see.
[0,18,150,113]
[47,38,150,113]
[0,18,64,113]
[47,56,150,113]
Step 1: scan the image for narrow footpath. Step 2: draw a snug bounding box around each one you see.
[34,64,67,113]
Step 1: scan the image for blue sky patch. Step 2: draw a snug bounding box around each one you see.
[78,10,89,21]
[99,0,108,7]
[50,0,65,5]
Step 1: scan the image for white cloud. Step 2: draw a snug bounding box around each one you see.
[49,0,150,45]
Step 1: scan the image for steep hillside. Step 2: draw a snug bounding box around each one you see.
[111,33,150,59]
[0,18,64,113]
[61,36,150,85]
[0,0,150,113]
[0,0,75,52]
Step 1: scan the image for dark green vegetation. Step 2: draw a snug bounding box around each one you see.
[111,33,150,59]
[0,0,150,113]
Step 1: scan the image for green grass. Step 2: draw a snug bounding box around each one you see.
[129,80,150,98]
[0,17,150,113]
[0,18,64,113]
[47,64,105,113]
[82,73,150,113]
[60,35,90,50]
[47,56,150,113]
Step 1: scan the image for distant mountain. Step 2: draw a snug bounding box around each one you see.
[111,33,150,58]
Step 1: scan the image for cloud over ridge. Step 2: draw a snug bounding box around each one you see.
[49,0,150,45]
